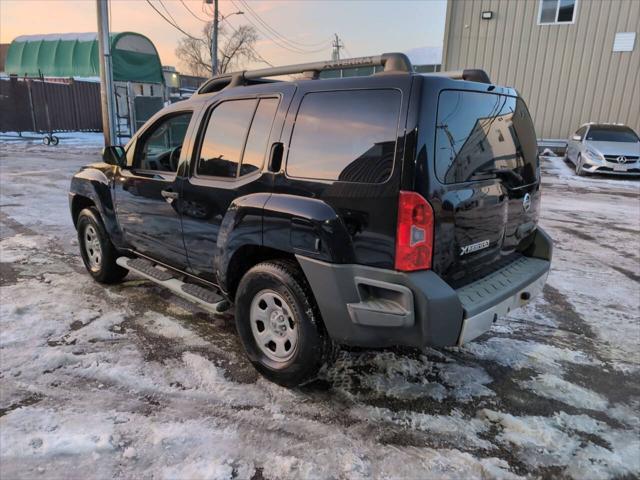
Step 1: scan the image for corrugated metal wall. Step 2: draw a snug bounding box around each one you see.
[0,77,102,133]
[442,0,640,139]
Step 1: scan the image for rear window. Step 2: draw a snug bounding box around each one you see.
[586,126,639,143]
[286,89,401,183]
[434,90,539,185]
[197,99,256,178]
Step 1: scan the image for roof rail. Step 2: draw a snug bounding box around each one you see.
[197,52,412,94]
[424,68,492,84]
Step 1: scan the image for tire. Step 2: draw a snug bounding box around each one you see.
[234,260,336,387]
[77,207,128,284]
[42,136,50,145]
[51,136,59,145]
[576,154,585,176]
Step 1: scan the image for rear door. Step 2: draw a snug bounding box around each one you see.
[180,86,293,281]
[428,89,541,286]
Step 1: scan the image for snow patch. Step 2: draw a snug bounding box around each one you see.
[351,405,493,450]
[328,351,495,402]
[137,312,209,347]
[481,409,640,478]
[464,337,600,372]
[520,373,608,411]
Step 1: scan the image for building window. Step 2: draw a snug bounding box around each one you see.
[538,0,577,25]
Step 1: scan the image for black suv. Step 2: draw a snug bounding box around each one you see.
[70,53,552,386]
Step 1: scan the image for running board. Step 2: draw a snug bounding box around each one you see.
[116,257,230,314]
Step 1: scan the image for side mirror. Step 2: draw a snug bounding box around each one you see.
[571,135,582,142]
[102,145,126,167]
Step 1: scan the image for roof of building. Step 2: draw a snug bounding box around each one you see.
[5,32,164,84]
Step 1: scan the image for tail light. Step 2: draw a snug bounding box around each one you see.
[395,191,434,271]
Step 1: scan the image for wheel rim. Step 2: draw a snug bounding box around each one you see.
[249,290,298,363]
[83,225,103,270]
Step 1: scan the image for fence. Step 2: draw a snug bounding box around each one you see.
[0,76,102,133]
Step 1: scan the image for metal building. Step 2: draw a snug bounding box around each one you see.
[4,32,166,139]
[442,0,640,142]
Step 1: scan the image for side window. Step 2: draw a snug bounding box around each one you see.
[286,89,401,183]
[538,0,577,25]
[136,112,193,172]
[575,126,587,138]
[239,98,279,176]
[197,99,256,178]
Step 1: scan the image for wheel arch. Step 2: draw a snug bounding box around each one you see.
[224,244,298,300]
[69,165,123,245]
[71,195,96,227]
[215,193,355,299]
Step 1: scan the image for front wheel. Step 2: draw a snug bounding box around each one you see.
[77,208,128,283]
[235,260,336,387]
[575,154,586,176]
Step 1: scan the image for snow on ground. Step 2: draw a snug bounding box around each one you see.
[0,140,638,479]
[0,132,105,148]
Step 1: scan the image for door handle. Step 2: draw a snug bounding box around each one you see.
[268,142,284,172]
[161,189,179,200]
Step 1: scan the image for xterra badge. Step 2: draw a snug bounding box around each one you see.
[460,239,490,256]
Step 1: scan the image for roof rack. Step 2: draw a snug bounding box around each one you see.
[197,52,412,94]
[196,53,492,94]
[423,69,492,84]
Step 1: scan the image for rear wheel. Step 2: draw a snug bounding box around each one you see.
[235,260,336,387]
[77,208,128,283]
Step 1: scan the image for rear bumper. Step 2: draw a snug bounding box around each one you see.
[456,257,549,344]
[297,228,552,348]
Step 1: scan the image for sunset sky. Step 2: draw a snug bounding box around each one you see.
[0,0,447,73]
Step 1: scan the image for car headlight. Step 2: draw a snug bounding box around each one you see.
[585,146,604,161]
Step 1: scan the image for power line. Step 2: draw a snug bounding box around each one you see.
[215,12,273,67]
[149,0,272,71]
[230,0,329,55]
[237,0,330,53]
[145,0,201,41]
[158,0,179,27]
[222,20,274,67]
[236,0,330,49]
[180,0,210,23]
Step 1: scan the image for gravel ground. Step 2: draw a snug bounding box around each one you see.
[1,133,639,479]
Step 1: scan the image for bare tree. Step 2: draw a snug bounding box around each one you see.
[176,23,259,77]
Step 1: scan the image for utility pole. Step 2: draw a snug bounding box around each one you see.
[331,33,343,61]
[205,0,243,76]
[96,0,117,146]
[211,0,219,76]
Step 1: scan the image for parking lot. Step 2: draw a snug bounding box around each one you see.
[1,135,639,479]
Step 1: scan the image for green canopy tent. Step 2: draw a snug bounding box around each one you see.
[5,32,164,84]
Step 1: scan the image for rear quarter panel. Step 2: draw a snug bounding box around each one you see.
[270,74,414,269]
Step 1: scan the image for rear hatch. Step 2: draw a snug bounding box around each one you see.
[425,88,541,286]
